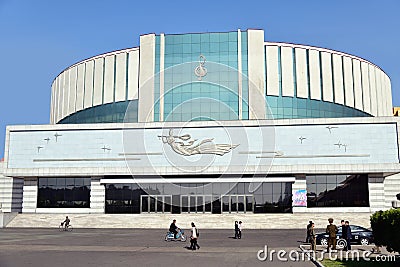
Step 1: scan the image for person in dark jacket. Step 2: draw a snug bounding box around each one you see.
[306,221,313,243]
[345,221,352,251]
[169,219,178,238]
[341,220,349,251]
[309,222,316,251]
[234,221,239,239]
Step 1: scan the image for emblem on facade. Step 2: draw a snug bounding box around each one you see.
[194,55,207,80]
[158,129,238,156]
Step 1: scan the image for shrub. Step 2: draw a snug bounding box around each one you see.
[370,209,400,253]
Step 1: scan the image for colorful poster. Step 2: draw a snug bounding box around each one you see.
[293,189,307,207]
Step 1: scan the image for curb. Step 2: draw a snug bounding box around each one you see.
[299,244,325,267]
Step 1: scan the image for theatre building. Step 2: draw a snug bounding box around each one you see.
[1,29,400,227]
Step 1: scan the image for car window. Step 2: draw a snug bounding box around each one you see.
[350,225,364,231]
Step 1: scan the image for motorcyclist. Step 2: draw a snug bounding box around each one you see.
[169,219,178,239]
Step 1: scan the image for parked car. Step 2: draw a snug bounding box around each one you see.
[316,225,373,249]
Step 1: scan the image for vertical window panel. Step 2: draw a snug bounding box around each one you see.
[352,59,363,110]
[332,54,344,104]
[308,49,321,100]
[295,48,308,98]
[281,46,295,97]
[84,60,94,108]
[93,57,104,106]
[343,57,354,107]
[115,53,127,102]
[68,67,77,116]
[321,52,333,102]
[128,50,140,100]
[62,71,69,118]
[369,65,377,116]
[103,55,115,104]
[76,64,85,111]
[361,62,371,114]
[266,46,279,96]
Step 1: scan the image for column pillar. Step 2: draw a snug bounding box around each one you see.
[22,178,37,213]
[90,177,105,213]
[368,175,385,212]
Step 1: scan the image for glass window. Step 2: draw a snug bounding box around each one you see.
[37,178,91,208]
[306,174,369,208]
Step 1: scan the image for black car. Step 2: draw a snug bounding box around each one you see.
[316,225,373,248]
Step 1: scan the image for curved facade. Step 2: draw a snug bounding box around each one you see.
[51,30,392,124]
[2,29,400,221]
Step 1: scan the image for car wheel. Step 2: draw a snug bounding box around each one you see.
[360,238,369,245]
[337,239,347,249]
[320,238,328,246]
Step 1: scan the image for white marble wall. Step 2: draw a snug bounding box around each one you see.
[90,177,105,213]
[22,178,37,213]
[384,173,400,209]
[0,162,23,213]
[368,176,386,212]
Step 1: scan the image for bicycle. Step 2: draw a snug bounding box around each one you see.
[59,223,73,232]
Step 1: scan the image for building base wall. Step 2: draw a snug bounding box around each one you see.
[5,212,373,229]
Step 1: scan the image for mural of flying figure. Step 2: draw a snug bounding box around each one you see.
[158,129,239,156]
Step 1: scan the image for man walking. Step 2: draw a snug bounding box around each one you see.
[345,221,352,251]
[326,218,338,252]
[306,221,313,243]
[309,222,316,251]
[341,219,348,251]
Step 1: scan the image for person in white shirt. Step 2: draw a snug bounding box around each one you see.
[190,222,200,250]
[238,221,243,239]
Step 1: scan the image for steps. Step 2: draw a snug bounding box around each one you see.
[6,212,373,229]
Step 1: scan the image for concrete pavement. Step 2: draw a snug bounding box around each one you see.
[0,228,316,267]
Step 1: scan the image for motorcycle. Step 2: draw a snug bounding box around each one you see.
[165,228,186,242]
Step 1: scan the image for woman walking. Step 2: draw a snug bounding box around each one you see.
[190,222,200,250]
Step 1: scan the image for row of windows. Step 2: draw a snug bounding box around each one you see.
[105,182,292,214]
[164,32,239,45]
[37,178,91,208]
[267,45,387,114]
[266,96,371,120]
[105,182,290,199]
[58,100,138,124]
[306,174,369,208]
[53,50,138,123]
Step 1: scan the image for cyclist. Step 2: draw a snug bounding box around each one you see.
[62,216,70,230]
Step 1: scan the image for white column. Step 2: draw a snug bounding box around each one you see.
[384,173,400,209]
[247,29,266,120]
[368,176,385,212]
[138,34,156,122]
[292,176,307,213]
[22,178,37,213]
[90,177,105,214]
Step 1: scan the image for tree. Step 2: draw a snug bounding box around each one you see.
[370,209,400,253]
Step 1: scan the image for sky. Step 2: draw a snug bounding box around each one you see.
[0,0,399,158]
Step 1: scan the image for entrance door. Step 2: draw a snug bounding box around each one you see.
[141,195,172,213]
[221,195,251,213]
